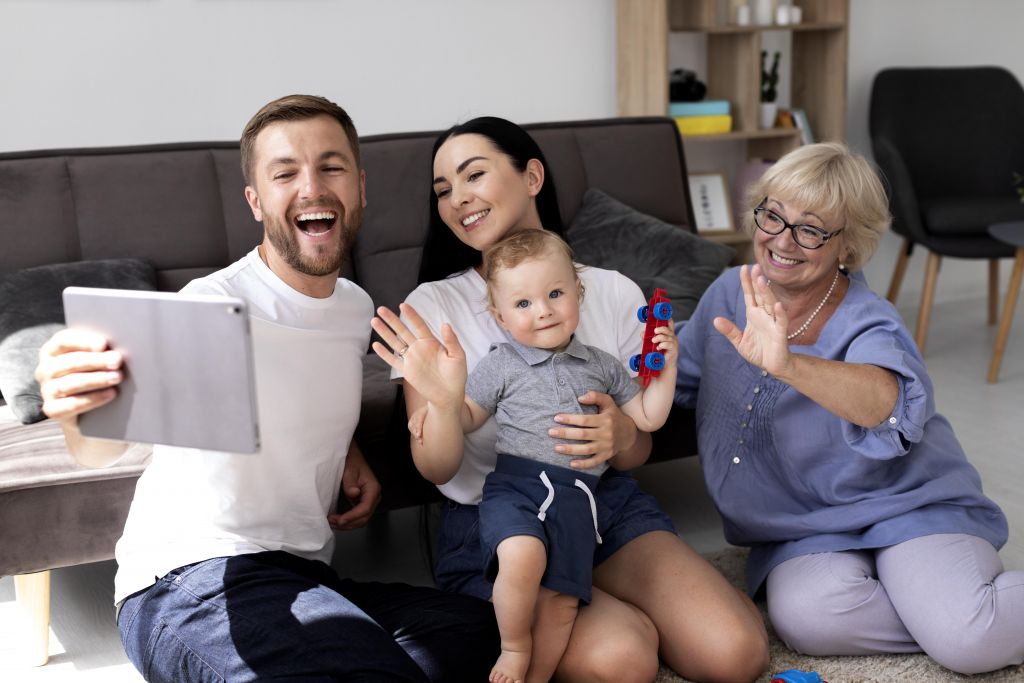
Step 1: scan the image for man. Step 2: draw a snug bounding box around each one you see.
[34,95,499,682]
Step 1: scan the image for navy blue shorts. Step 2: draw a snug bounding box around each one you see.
[480,455,602,603]
[436,466,676,601]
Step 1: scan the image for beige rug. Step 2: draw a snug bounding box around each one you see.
[655,547,1024,683]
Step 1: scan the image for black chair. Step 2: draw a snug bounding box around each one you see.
[869,66,1024,353]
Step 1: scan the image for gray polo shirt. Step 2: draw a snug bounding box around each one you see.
[465,336,640,475]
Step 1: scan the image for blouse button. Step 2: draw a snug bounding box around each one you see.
[746,404,752,411]
[753,387,761,394]
[732,456,741,464]
[761,370,768,377]
[558,379,566,385]
[738,438,744,444]
[888,416,897,425]
[741,422,747,428]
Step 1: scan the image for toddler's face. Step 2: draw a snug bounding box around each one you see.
[489,252,580,352]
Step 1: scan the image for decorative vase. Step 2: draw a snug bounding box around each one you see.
[760,102,778,129]
[753,0,774,26]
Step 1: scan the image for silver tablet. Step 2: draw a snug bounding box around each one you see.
[62,287,260,453]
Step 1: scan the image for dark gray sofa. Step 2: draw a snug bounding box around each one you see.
[0,116,710,664]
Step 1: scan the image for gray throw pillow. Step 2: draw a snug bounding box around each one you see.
[0,258,157,424]
[567,188,735,321]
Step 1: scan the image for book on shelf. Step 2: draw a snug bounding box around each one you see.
[789,108,815,145]
[668,99,730,117]
[674,114,732,136]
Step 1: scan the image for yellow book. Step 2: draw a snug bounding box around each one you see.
[674,114,732,135]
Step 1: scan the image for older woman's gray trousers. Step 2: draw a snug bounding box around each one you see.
[766,533,1024,675]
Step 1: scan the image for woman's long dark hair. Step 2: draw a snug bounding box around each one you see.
[417,117,564,284]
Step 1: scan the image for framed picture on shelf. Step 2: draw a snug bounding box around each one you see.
[688,172,734,233]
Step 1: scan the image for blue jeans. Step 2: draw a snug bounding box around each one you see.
[117,550,499,682]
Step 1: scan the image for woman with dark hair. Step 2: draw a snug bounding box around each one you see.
[418,117,566,284]
[373,117,769,683]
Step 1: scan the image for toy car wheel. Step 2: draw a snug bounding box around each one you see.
[629,354,642,372]
[653,302,673,320]
[644,352,665,371]
[637,305,649,323]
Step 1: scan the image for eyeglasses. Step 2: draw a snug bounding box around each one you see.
[753,200,843,250]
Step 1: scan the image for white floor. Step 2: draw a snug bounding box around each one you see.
[3,230,1023,681]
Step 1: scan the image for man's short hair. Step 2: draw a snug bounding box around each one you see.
[240,94,360,186]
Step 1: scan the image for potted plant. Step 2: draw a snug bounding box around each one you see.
[760,50,780,129]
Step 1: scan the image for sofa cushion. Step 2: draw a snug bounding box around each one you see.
[0,258,157,424]
[567,188,734,321]
[0,403,152,575]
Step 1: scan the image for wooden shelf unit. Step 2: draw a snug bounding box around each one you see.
[616,0,849,260]
[617,0,849,151]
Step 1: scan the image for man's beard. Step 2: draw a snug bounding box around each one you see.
[263,203,362,277]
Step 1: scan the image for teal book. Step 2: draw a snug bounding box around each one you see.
[669,100,731,117]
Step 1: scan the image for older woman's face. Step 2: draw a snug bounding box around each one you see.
[432,133,542,253]
[754,196,845,293]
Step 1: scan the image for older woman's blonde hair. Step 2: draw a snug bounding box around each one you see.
[743,142,891,271]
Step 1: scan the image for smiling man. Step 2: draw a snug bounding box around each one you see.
[34,95,499,682]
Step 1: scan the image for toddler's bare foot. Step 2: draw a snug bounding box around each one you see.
[489,649,529,683]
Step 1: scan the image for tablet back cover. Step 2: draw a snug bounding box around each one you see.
[63,287,260,453]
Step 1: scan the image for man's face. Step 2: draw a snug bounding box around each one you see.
[244,114,366,278]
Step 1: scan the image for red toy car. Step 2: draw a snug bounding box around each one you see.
[629,287,673,387]
[772,669,828,683]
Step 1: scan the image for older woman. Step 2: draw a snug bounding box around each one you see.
[675,142,1023,675]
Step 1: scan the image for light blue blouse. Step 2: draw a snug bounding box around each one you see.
[675,268,1007,595]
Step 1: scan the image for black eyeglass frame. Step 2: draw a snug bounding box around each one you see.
[753,199,843,250]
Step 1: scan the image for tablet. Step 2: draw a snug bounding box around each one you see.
[62,287,260,453]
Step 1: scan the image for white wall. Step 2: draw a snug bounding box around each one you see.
[847,0,1024,158]
[848,0,1024,303]
[0,0,616,152]
[8,1,1024,156]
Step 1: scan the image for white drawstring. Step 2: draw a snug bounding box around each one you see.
[574,479,603,545]
[537,471,555,522]
[536,471,602,545]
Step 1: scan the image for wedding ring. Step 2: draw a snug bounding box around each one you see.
[396,345,409,358]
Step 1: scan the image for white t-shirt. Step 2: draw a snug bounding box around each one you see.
[396,265,644,505]
[114,248,372,603]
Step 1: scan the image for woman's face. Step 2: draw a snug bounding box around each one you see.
[754,195,846,294]
[432,133,543,253]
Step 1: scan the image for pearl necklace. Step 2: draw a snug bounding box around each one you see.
[769,269,840,341]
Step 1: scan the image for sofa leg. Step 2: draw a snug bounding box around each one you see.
[14,570,51,666]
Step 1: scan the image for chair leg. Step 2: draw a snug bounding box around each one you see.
[988,248,1024,383]
[989,258,1000,325]
[887,238,913,303]
[915,252,941,355]
[14,570,51,666]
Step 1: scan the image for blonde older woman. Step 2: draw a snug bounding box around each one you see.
[675,142,1022,675]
